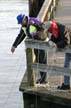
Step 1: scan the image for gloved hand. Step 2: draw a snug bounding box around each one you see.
[48,40,56,47]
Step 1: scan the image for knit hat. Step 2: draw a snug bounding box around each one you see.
[16,14,26,24]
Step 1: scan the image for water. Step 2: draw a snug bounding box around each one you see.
[0,0,28,108]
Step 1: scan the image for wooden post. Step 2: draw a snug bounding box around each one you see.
[26,0,45,86]
[26,0,39,86]
[53,0,56,8]
[29,0,45,17]
[29,0,39,17]
[51,0,54,19]
[26,48,35,86]
[53,0,59,11]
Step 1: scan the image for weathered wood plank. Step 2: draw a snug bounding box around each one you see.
[25,38,70,53]
[32,63,71,76]
[26,48,35,86]
[25,39,56,52]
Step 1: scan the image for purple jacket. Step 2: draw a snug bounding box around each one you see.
[29,17,42,24]
[12,17,43,48]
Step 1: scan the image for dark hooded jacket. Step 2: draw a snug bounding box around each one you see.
[50,22,71,48]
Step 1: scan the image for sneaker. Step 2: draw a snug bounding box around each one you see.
[36,78,47,84]
[57,83,70,90]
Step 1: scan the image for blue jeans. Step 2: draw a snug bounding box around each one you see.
[64,53,71,85]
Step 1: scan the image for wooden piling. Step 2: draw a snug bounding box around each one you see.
[29,0,45,17]
[26,48,35,86]
[26,0,45,86]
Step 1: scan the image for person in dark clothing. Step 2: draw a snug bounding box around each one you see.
[44,20,71,49]
[11,14,47,84]
[44,20,71,90]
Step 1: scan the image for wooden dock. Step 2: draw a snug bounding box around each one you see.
[19,0,71,108]
[20,72,71,108]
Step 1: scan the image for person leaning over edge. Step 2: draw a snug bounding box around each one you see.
[44,20,71,90]
[11,14,48,84]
